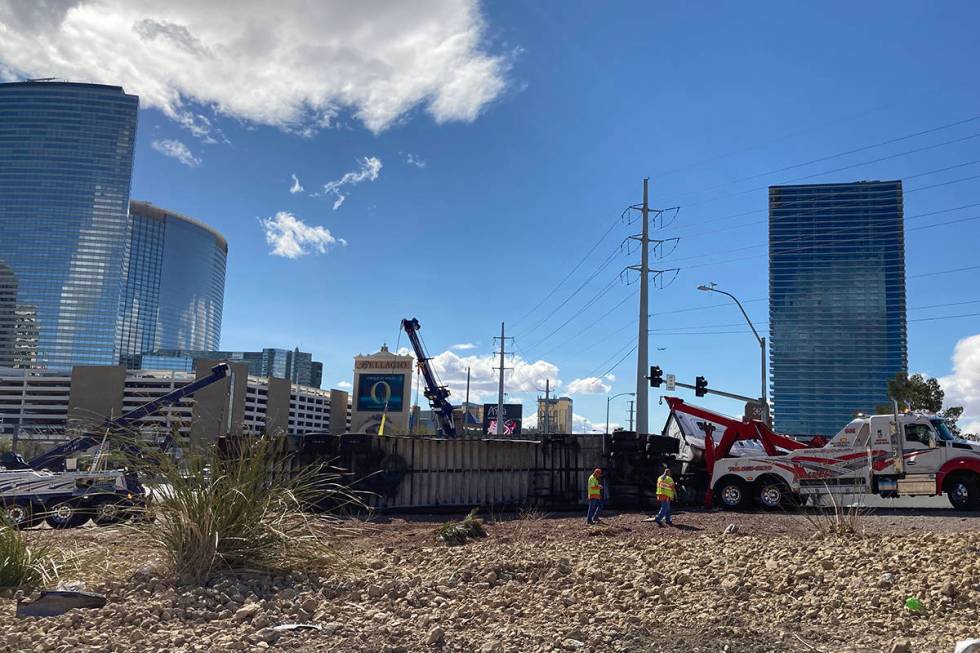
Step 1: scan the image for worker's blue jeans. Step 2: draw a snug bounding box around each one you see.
[655,499,672,524]
[586,499,602,524]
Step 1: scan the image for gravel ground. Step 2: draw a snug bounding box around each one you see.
[2,507,979,653]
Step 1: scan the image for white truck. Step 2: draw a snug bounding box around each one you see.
[709,409,980,511]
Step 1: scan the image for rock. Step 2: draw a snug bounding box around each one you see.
[889,640,912,653]
[322,622,344,635]
[562,639,585,650]
[367,585,384,599]
[233,603,261,622]
[254,628,280,644]
[723,524,738,535]
[301,597,319,612]
[427,627,445,645]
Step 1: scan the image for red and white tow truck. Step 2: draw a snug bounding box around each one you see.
[662,397,980,511]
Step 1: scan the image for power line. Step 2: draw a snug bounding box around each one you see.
[512,212,624,328]
[909,264,980,279]
[668,115,980,208]
[516,244,622,339]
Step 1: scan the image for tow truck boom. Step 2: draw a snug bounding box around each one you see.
[401,318,457,437]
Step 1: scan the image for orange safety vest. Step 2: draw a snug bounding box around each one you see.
[657,474,676,500]
[588,474,602,500]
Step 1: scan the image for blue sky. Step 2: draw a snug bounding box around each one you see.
[2,1,979,432]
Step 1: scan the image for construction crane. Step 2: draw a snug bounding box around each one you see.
[401,318,457,437]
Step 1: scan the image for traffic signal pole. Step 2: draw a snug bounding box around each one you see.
[668,381,757,403]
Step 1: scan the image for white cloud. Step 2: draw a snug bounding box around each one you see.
[335,381,353,389]
[0,1,509,136]
[151,138,201,167]
[939,334,980,433]
[605,374,616,382]
[425,350,560,404]
[451,343,477,351]
[567,376,613,395]
[404,153,427,168]
[289,173,304,194]
[572,414,607,434]
[315,156,382,210]
[259,211,346,259]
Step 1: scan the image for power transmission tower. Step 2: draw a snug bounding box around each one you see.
[627,399,635,432]
[625,178,680,436]
[493,322,513,436]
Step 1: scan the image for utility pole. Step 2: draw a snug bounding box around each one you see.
[634,178,650,436]
[463,366,471,436]
[627,400,635,432]
[493,322,512,436]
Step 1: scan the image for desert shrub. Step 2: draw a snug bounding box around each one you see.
[0,522,57,588]
[136,435,360,582]
[437,508,487,546]
[797,487,871,537]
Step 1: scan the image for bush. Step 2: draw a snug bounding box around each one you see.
[437,508,487,546]
[797,487,871,537]
[0,522,56,588]
[136,435,360,583]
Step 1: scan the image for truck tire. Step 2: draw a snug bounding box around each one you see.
[715,477,749,510]
[757,480,789,510]
[44,500,90,529]
[2,500,42,529]
[946,475,979,511]
[92,498,134,526]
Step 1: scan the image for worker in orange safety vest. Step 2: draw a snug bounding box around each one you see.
[653,465,676,527]
[586,468,603,525]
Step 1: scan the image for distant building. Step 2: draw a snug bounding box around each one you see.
[769,180,907,436]
[128,347,324,388]
[120,201,227,359]
[537,396,573,434]
[0,81,227,370]
[0,81,138,368]
[411,402,483,435]
[0,366,349,440]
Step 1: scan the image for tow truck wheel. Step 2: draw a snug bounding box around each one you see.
[92,498,134,526]
[946,475,979,511]
[757,481,787,510]
[44,500,90,529]
[2,500,42,529]
[716,477,749,510]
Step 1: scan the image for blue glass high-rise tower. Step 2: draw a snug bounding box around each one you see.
[0,80,227,371]
[0,81,138,368]
[769,180,907,436]
[120,201,226,359]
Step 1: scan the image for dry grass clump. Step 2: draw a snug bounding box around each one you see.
[0,522,59,588]
[136,435,360,583]
[437,508,487,546]
[797,488,871,537]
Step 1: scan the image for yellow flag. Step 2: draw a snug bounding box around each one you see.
[379,412,387,436]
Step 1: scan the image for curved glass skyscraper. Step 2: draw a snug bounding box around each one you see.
[0,81,138,368]
[121,201,226,359]
[769,180,907,436]
[0,80,227,370]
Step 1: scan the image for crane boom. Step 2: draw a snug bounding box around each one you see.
[401,318,457,436]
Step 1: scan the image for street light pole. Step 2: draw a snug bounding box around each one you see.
[697,284,769,425]
[605,392,636,435]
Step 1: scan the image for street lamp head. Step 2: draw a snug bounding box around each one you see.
[697,283,717,292]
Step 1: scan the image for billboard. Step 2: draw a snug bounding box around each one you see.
[482,403,523,436]
[356,374,406,413]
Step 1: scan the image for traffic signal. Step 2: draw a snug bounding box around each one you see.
[695,376,708,397]
[649,365,663,388]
